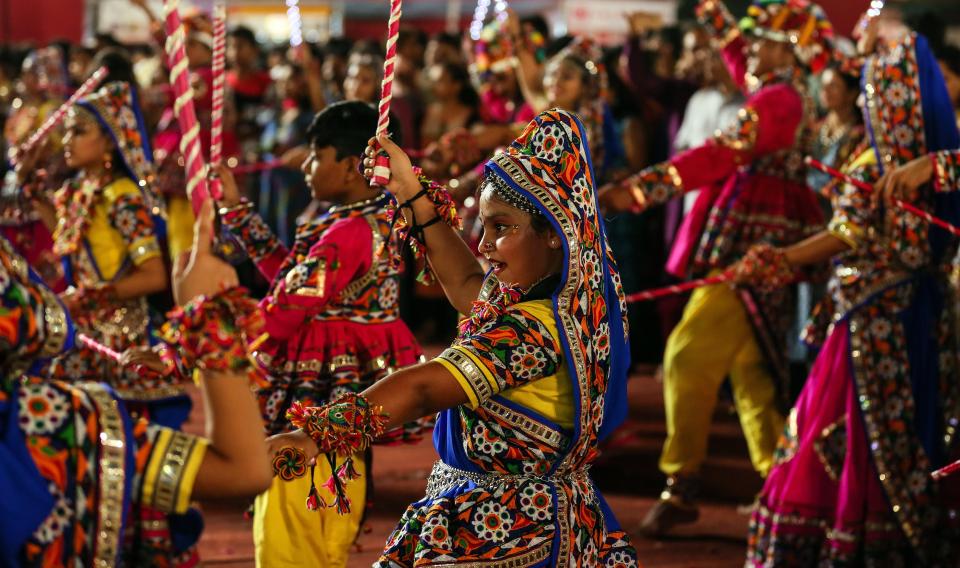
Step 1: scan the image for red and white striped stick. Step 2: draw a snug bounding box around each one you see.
[370,0,403,187]
[78,333,123,362]
[78,333,153,376]
[10,66,108,166]
[163,0,211,214]
[625,272,732,303]
[208,1,226,199]
[806,157,960,237]
[932,459,960,480]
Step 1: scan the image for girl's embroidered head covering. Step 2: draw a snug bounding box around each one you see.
[76,82,156,189]
[482,108,630,461]
[740,0,835,73]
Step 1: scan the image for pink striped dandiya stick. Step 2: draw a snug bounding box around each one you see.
[370,0,403,187]
[78,333,123,362]
[625,272,732,303]
[163,0,211,214]
[209,1,226,199]
[806,157,960,237]
[11,66,108,166]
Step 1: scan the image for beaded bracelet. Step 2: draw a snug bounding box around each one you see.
[159,286,264,374]
[387,168,463,285]
[286,392,389,514]
[737,243,795,293]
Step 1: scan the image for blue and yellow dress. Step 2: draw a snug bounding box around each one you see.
[43,83,188,411]
[375,110,639,566]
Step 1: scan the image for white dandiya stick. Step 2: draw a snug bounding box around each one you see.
[163,0,211,214]
[209,1,226,199]
[11,66,108,166]
[370,0,403,187]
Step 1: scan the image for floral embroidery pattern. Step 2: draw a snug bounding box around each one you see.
[379,110,636,567]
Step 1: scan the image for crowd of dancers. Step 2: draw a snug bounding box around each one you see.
[1,0,960,566]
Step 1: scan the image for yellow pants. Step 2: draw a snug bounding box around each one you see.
[659,280,783,478]
[166,195,196,261]
[253,454,366,567]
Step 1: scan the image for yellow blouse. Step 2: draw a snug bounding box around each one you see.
[85,178,161,280]
[437,299,575,429]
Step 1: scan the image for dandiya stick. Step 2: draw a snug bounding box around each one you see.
[78,333,123,362]
[163,0,211,214]
[209,1,227,199]
[78,334,151,376]
[805,157,960,237]
[625,272,732,303]
[932,459,960,480]
[370,0,403,187]
[11,66,108,165]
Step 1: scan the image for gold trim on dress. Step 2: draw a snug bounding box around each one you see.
[148,430,200,513]
[438,347,493,403]
[80,382,127,568]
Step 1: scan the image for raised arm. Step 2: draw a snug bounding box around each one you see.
[215,165,290,282]
[365,135,486,314]
[165,201,273,498]
[696,0,748,92]
[600,83,803,213]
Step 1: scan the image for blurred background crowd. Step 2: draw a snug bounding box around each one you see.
[2,0,960,370]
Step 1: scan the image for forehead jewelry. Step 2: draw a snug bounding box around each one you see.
[482,174,543,218]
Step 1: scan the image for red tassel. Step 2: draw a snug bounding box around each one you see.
[332,491,352,515]
[305,464,326,511]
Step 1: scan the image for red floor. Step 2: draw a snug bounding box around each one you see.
[188,368,757,567]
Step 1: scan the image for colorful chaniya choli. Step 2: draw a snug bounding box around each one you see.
[42,83,186,407]
[375,110,637,567]
[0,235,208,567]
[629,1,825,403]
[222,194,427,442]
[43,176,180,400]
[748,32,960,566]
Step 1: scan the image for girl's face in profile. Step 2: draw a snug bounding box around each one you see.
[477,186,563,290]
[63,108,111,172]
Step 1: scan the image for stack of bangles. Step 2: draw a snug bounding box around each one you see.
[157,286,264,380]
[280,393,390,514]
[739,243,795,292]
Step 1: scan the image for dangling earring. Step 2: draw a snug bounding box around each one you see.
[103,153,113,172]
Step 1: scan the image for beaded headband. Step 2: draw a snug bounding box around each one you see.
[481,173,543,218]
